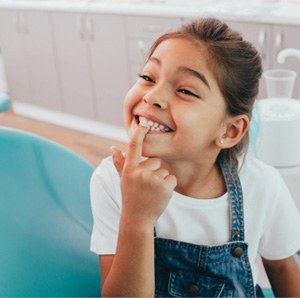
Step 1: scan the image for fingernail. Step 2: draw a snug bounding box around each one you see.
[139,122,149,128]
[139,123,150,133]
[110,145,116,152]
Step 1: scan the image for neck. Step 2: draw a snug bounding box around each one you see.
[161,158,226,199]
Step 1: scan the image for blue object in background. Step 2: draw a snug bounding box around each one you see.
[0,127,100,297]
[262,288,275,297]
[249,101,261,156]
[0,92,10,112]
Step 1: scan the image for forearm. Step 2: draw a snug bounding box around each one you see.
[264,255,300,297]
[103,126,177,297]
[102,215,155,297]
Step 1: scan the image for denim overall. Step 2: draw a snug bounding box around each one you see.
[154,158,263,297]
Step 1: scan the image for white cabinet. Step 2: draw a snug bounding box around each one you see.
[229,22,300,99]
[51,12,96,119]
[0,10,31,104]
[230,22,300,99]
[125,15,183,86]
[88,14,129,126]
[0,10,61,110]
[51,12,129,125]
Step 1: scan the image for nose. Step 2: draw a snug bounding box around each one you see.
[143,86,169,109]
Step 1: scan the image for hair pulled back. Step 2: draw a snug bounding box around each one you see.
[147,18,263,166]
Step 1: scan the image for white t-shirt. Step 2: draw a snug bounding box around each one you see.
[90,154,300,285]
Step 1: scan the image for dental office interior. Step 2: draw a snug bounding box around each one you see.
[0,0,300,296]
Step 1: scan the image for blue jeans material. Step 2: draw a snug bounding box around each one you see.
[154,157,260,297]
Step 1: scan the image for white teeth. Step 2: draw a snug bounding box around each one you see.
[138,116,171,132]
[140,118,148,126]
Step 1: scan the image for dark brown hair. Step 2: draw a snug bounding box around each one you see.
[147,18,262,166]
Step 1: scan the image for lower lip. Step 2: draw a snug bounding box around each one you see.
[146,130,169,135]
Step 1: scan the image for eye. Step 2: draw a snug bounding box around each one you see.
[138,74,155,83]
[177,88,200,99]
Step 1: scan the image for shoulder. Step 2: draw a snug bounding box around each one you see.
[238,154,291,209]
[239,154,283,186]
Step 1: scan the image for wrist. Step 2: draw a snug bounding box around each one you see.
[119,212,156,235]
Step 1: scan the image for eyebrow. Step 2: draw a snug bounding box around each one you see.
[178,66,210,90]
[148,57,210,89]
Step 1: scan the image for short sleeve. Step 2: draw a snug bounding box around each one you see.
[90,157,121,255]
[258,170,300,260]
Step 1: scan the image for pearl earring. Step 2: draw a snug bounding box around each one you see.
[220,138,225,144]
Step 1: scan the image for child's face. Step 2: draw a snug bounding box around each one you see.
[124,38,229,162]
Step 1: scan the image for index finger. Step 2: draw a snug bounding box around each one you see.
[124,124,149,168]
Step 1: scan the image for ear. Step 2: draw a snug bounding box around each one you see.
[216,115,249,149]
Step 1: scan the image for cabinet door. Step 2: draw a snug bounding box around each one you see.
[225,21,272,99]
[0,10,33,104]
[51,12,96,119]
[23,11,62,111]
[88,14,129,126]
[272,24,300,99]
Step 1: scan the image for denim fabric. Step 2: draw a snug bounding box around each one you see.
[154,158,259,297]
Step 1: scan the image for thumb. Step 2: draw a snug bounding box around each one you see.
[111,146,125,176]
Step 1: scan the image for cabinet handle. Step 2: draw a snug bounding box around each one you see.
[13,12,20,33]
[144,24,163,32]
[137,39,146,61]
[15,12,27,34]
[258,30,266,60]
[21,13,28,34]
[86,17,94,41]
[274,31,283,57]
[76,16,85,40]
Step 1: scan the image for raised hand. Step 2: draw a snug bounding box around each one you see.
[112,124,177,226]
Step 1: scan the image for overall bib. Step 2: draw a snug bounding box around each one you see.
[154,158,264,297]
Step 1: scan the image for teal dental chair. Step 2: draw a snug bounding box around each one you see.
[0,127,100,297]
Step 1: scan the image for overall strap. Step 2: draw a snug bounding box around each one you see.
[218,157,245,242]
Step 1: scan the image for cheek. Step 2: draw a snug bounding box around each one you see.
[123,88,139,127]
[175,109,218,143]
[177,110,200,133]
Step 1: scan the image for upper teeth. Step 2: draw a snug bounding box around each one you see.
[139,116,171,132]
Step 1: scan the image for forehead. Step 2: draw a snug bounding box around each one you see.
[150,38,209,69]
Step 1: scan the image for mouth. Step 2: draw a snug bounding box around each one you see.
[134,115,174,133]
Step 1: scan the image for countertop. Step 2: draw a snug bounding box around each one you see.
[0,0,299,25]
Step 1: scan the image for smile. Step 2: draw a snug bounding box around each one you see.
[136,116,173,133]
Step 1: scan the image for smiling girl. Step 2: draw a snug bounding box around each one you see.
[90,18,300,297]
